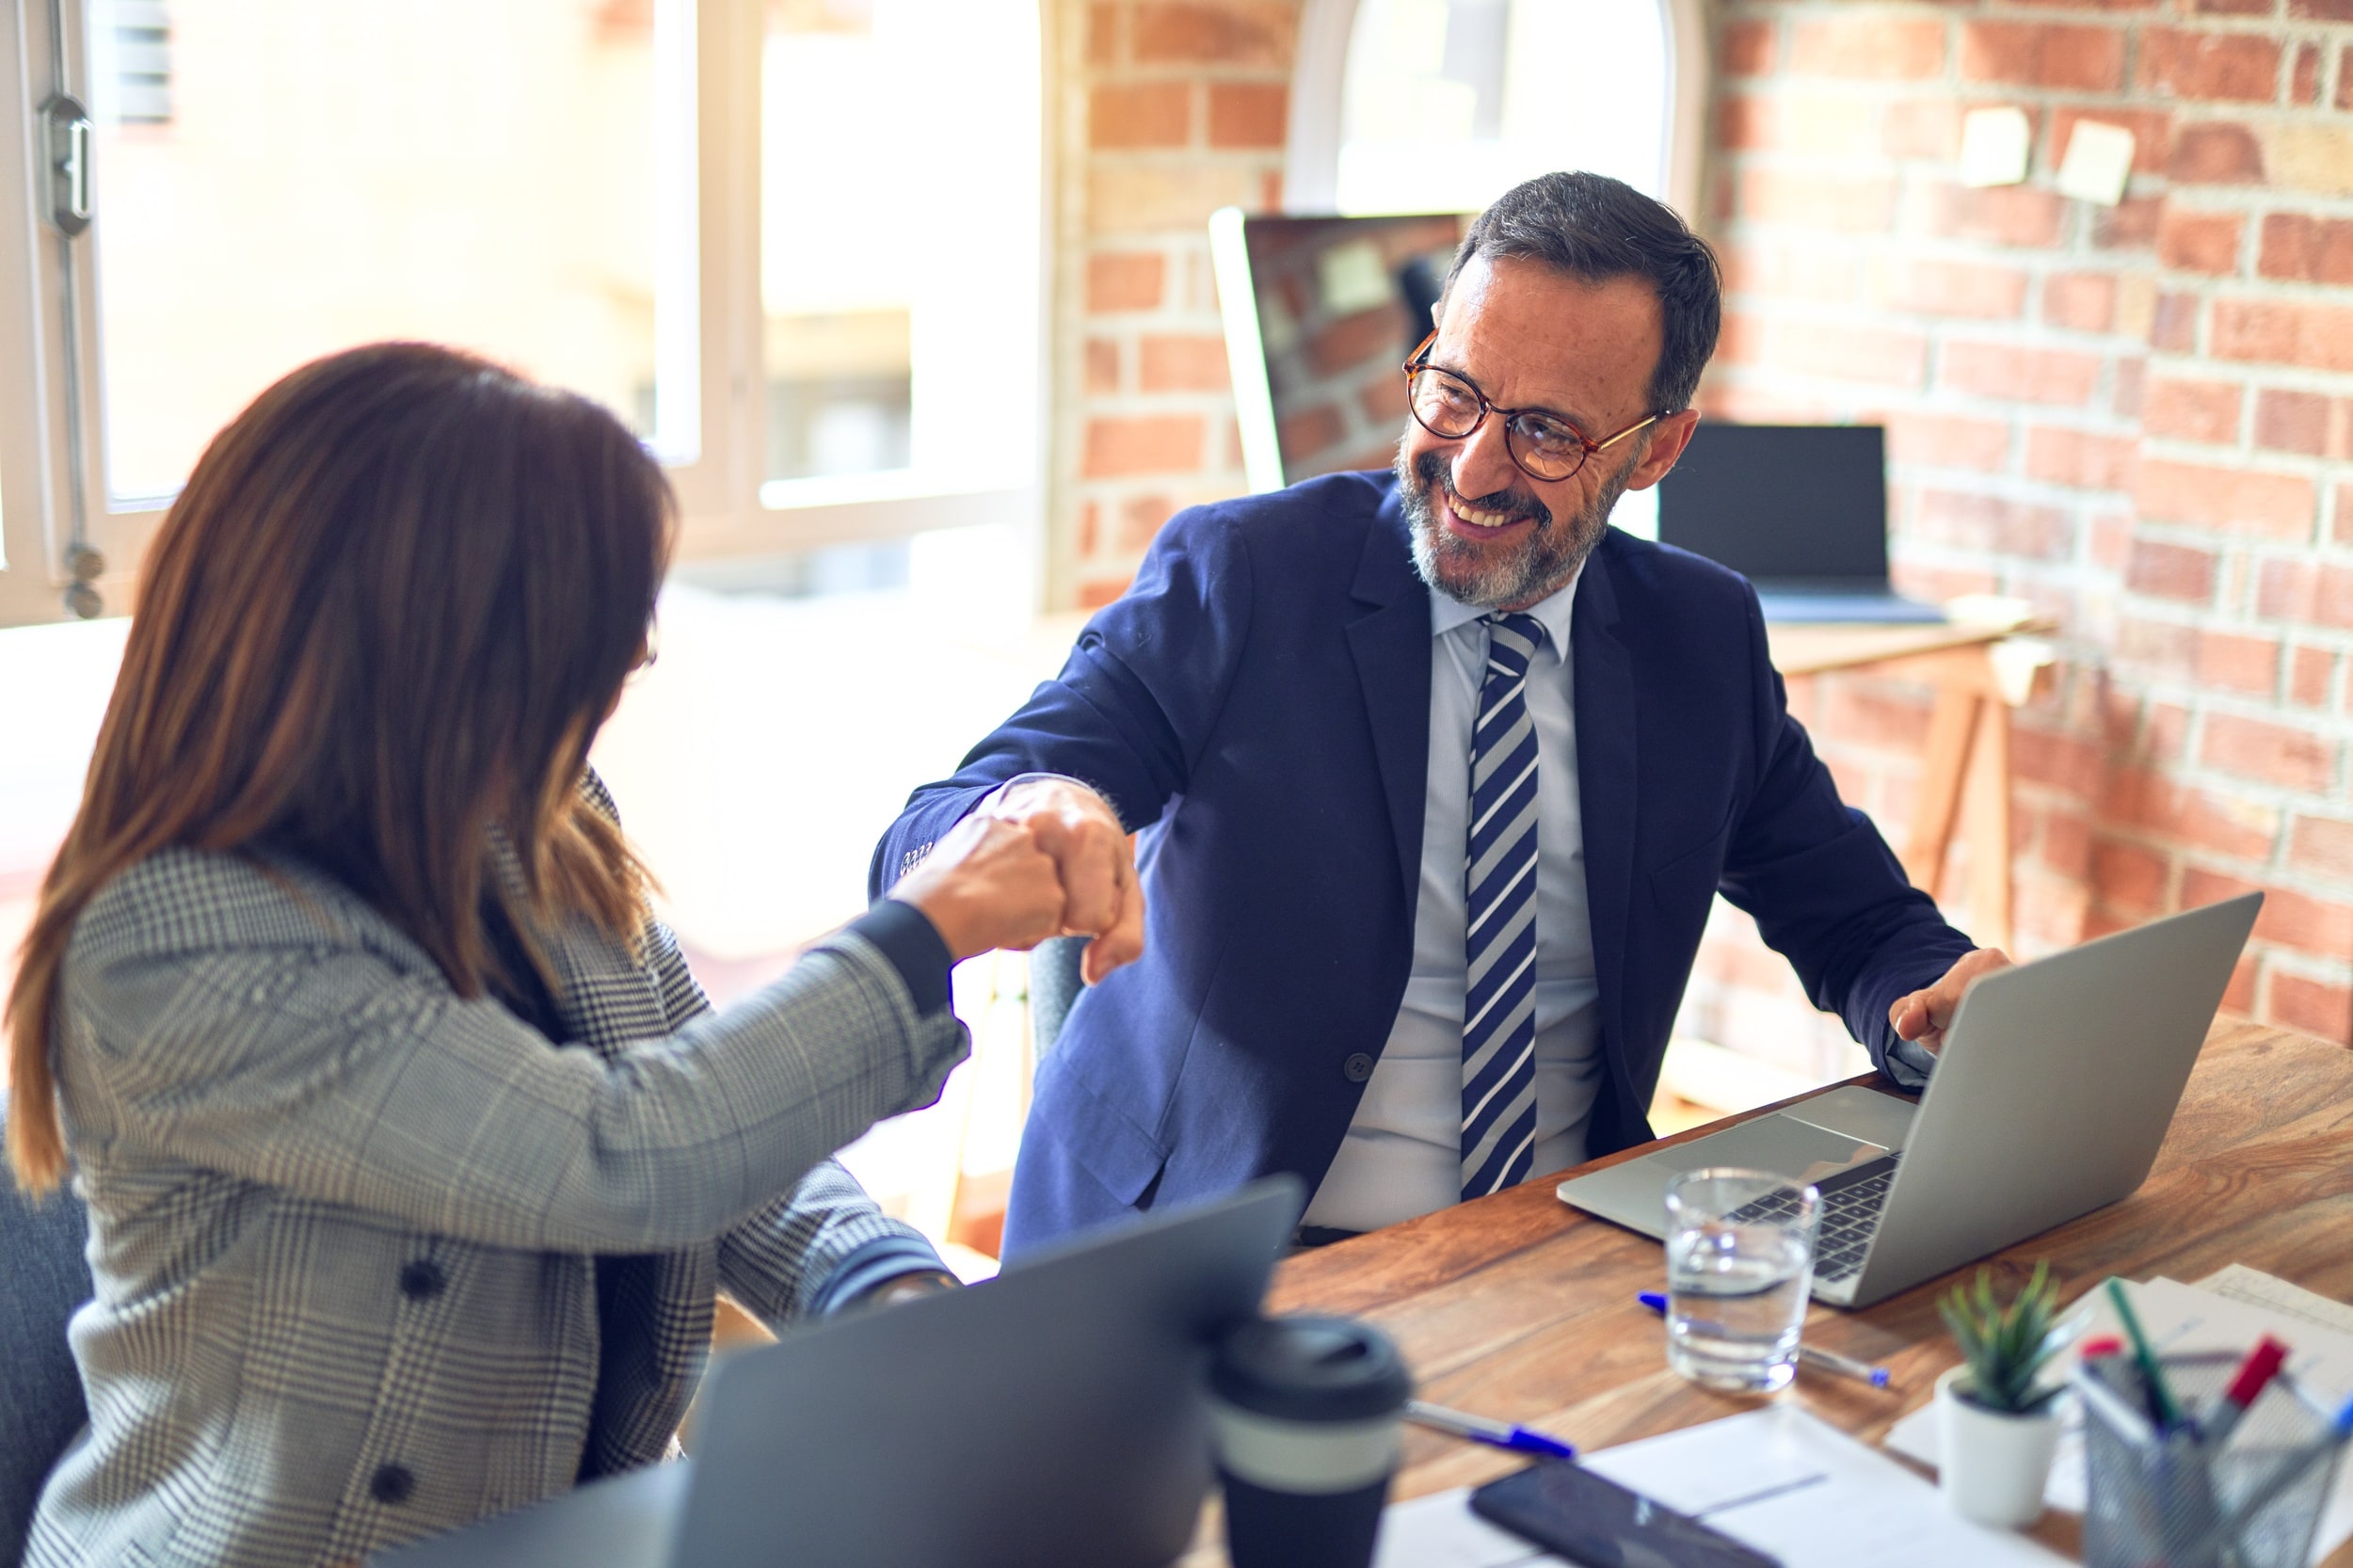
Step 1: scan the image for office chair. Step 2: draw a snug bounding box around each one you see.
[0,1099,92,1568]
[1026,936,1087,1063]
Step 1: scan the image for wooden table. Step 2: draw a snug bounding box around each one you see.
[1768,618,2056,954]
[1188,1020,2353,1565]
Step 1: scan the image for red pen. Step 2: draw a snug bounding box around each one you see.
[2205,1336,2292,1445]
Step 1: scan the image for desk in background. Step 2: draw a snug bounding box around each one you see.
[1184,1018,2353,1566]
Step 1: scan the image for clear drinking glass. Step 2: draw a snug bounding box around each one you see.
[1663,1167,1819,1394]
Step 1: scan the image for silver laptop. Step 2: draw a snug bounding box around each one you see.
[1556,896,2261,1308]
[374,1178,1302,1568]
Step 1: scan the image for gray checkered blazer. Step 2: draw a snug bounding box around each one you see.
[25,791,968,1568]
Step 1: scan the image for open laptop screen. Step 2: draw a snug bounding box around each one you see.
[1656,424,1890,587]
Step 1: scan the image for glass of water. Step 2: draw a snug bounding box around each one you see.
[1663,1167,1819,1394]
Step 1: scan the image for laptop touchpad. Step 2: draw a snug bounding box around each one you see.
[1650,1114,1891,1188]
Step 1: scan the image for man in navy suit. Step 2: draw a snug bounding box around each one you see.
[872,172,2006,1256]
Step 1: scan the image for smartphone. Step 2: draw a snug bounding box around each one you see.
[1468,1462,1784,1568]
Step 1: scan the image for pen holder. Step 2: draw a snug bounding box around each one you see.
[2076,1352,2342,1568]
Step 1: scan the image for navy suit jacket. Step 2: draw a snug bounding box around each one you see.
[872,471,1975,1255]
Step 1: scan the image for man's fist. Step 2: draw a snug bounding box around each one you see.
[976,777,1145,984]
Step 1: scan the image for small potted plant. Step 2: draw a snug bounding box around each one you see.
[1934,1261,2069,1528]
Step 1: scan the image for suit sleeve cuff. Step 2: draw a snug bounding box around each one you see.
[810,1234,952,1316]
[848,899,954,1017]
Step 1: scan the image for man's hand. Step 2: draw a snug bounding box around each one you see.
[1889,947,2014,1055]
[976,777,1145,984]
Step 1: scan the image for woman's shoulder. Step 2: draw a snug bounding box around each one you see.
[70,845,395,974]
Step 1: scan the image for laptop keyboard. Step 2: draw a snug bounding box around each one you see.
[1721,1155,1899,1284]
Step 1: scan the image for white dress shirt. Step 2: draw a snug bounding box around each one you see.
[1303,568,1605,1233]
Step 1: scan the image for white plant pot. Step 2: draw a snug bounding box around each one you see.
[1934,1365,2060,1528]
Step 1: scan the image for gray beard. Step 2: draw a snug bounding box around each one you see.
[1395,443,1635,612]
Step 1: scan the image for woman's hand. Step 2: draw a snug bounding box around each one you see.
[892,813,1069,963]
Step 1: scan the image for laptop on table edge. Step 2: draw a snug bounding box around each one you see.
[1555,895,2263,1308]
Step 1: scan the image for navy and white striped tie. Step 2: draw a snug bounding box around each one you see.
[1462,612,1544,1201]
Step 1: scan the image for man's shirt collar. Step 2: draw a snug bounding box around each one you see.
[1429,557,1585,657]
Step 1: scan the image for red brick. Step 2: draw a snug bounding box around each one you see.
[2167,122,2265,184]
[1276,403,1343,459]
[2201,630,2283,694]
[2107,767,2279,858]
[2043,272,2117,332]
[2212,300,2353,374]
[2149,703,2192,761]
[2141,376,2240,442]
[2269,972,2353,1046]
[2292,647,2336,708]
[2186,872,2353,957]
[2136,459,2314,537]
[1358,373,1407,425]
[1913,490,2073,557]
[2027,426,2137,489]
[1881,410,2012,472]
[1824,683,1933,751]
[2222,953,2259,1016]
[1132,4,1290,67]
[1723,19,1777,77]
[2293,41,2322,104]
[1940,343,2103,405]
[2096,196,2166,253]
[1077,498,1101,558]
[2257,214,2353,285]
[1084,338,1119,394]
[2343,43,2353,111]
[2254,390,2330,456]
[1086,3,1118,67]
[1882,99,1960,160]
[2340,482,2353,547]
[2294,0,2353,16]
[1081,414,1205,477]
[2256,559,2353,628]
[1088,251,1165,312]
[2200,711,2337,791]
[1737,168,1897,232]
[1138,334,1229,392]
[1090,83,1191,149]
[1208,83,1287,149]
[1788,15,1946,79]
[2014,726,2105,794]
[1881,258,2028,319]
[1116,494,1176,552]
[1961,22,2125,90]
[2052,107,2172,174]
[1077,575,1131,610]
[1306,307,1401,377]
[2125,539,2217,601]
[2289,814,2353,878]
[1913,184,2067,248]
[1721,313,1929,387]
[2139,28,2283,102]
[2093,839,2169,913]
[2158,209,2245,274]
[2115,356,2146,420]
[2191,0,2275,14]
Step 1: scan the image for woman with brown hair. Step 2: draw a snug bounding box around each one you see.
[6,343,1092,1568]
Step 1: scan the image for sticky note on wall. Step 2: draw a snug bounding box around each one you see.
[2057,120,2137,206]
[1958,106,2032,188]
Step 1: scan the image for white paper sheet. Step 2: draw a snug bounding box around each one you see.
[1375,1407,2067,1568]
[1883,1272,2353,1564]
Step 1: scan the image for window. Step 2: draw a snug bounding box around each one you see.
[0,0,1044,627]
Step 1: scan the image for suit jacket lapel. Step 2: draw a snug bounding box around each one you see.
[1574,539,1639,1103]
[1347,490,1433,914]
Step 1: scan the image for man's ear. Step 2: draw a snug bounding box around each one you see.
[1621,409,1700,491]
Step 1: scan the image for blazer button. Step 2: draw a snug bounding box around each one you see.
[1341,1052,1375,1083]
[370,1464,415,1506]
[398,1259,446,1301]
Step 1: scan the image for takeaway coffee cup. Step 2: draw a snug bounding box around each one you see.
[1209,1315,1413,1568]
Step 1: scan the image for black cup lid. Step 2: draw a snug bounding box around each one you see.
[1211,1315,1413,1423]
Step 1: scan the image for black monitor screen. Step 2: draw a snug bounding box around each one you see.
[1656,424,1889,585]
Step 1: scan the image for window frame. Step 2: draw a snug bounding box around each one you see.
[0,0,1054,629]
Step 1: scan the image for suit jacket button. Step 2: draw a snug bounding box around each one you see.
[370,1464,415,1506]
[1342,1052,1375,1083]
[398,1259,445,1300]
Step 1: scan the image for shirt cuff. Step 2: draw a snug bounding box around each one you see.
[811,1234,952,1316]
[1883,1033,1936,1091]
[848,899,954,1017]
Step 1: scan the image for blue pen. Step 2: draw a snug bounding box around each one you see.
[1404,1400,1577,1459]
[1639,1291,1893,1390]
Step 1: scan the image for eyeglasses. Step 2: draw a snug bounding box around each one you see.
[1401,330,1664,484]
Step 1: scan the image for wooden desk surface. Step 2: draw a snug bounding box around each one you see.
[1214,1021,2353,1565]
[1767,618,2050,678]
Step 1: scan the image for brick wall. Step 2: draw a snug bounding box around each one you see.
[1055,0,1300,609]
[1046,0,2353,1064]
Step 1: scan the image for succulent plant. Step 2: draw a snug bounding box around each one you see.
[1939,1260,2069,1416]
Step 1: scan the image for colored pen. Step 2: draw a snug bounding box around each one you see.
[2105,1277,2185,1432]
[1638,1292,1892,1390]
[1405,1400,1577,1460]
[2204,1335,2291,1446]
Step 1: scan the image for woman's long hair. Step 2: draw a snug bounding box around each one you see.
[7,343,674,1192]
